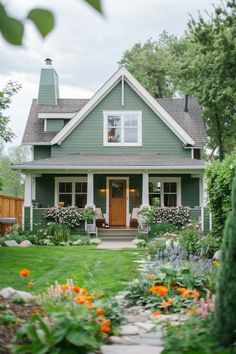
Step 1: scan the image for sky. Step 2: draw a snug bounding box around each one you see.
[1,0,217,148]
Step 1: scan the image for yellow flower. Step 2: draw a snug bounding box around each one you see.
[212,260,220,267]
[147,274,156,279]
[152,310,161,316]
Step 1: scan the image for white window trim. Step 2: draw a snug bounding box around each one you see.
[54,177,87,207]
[149,177,181,207]
[103,111,142,146]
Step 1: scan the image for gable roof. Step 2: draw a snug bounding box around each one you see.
[157,98,207,146]
[22,99,89,144]
[22,67,207,147]
[50,67,195,146]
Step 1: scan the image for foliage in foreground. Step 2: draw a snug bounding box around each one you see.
[206,154,236,240]
[162,314,234,354]
[214,174,236,347]
[13,279,123,354]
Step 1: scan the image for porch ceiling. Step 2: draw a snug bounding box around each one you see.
[11,154,205,173]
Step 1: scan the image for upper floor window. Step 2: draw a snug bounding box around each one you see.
[103,111,142,146]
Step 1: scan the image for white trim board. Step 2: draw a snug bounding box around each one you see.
[38,113,76,119]
[50,66,195,146]
[106,177,130,227]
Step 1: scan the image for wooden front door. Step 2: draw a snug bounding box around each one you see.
[109,180,126,226]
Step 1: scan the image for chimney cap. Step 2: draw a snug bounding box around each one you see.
[45,58,52,66]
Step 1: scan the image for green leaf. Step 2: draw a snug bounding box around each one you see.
[66,330,88,346]
[84,0,103,13]
[0,4,24,46]
[27,9,54,38]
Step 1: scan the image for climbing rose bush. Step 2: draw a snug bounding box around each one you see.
[44,206,85,229]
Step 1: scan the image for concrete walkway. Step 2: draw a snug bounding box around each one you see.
[97,242,136,250]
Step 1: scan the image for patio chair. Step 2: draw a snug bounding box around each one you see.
[95,208,106,227]
[130,208,140,228]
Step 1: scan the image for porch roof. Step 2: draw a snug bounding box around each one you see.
[11,154,206,172]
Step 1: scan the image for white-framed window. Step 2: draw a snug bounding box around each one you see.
[149,177,181,207]
[103,111,142,146]
[55,177,87,207]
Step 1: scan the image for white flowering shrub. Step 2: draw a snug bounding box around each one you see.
[132,238,147,248]
[44,206,85,229]
[89,238,101,245]
[139,206,191,228]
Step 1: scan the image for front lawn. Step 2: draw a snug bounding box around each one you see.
[0,246,144,295]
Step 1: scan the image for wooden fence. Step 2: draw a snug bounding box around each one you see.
[0,195,23,224]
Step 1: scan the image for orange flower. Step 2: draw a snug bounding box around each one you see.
[192,289,200,299]
[97,317,105,323]
[104,319,111,326]
[182,290,191,299]
[161,299,173,308]
[186,307,197,315]
[85,295,94,301]
[19,268,30,277]
[80,288,87,295]
[86,302,94,309]
[28,281,33,288]
[177,287,186,294]
[147,274,156,279]
[100,325,110,333]
[152,310,161,316]
[97,308,105,316]
[74,296,86,304]
[157,286,168,297]
[72,286,80,293]
[60,284,69,290]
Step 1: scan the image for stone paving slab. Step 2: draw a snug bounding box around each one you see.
[97,242,136,249]
[101,344,164,354]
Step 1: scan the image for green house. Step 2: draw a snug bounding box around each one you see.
[12,59,209,233]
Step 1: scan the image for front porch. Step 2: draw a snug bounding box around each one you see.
[22,171,211,233]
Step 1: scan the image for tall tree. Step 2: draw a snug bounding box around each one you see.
[172,0,236,160]
[119,33,179,98]
[0,81,21,142]
[0,144,30,197]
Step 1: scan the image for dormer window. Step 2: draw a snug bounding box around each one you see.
[103,111,142,146]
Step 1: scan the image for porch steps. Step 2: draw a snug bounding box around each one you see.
[98,228,138,242]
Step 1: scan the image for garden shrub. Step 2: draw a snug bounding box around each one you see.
[162,314,225,354]
[149,222,175,236]
[44,206,85,229]
[46,222,70,245]
[13,280,117,354]
[179,224,201,256]
[206,153,236,240]
[139,206,191,228]
[132,238,147,248]
[214,174,236,348]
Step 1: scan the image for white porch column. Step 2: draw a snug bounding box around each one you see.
[199,176,204,231]
[24,174,32,207]
[86,172,94,207]
[141,172,149,208]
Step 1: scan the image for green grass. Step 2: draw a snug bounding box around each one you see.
[0,246,144,296]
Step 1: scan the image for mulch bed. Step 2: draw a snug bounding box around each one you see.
[0,296,42,354]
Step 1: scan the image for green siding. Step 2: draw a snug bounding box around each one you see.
[35,175,55,207]
[34,146,51,160]
[47,119,64,132]
[38,68,59,105]
[129,175,142,212]
[94,175,106,213]
[52,81,191,157]
[181,176,199,207]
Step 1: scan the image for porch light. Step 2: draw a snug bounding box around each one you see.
[130,188,136,193]
[100,188,106,192]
